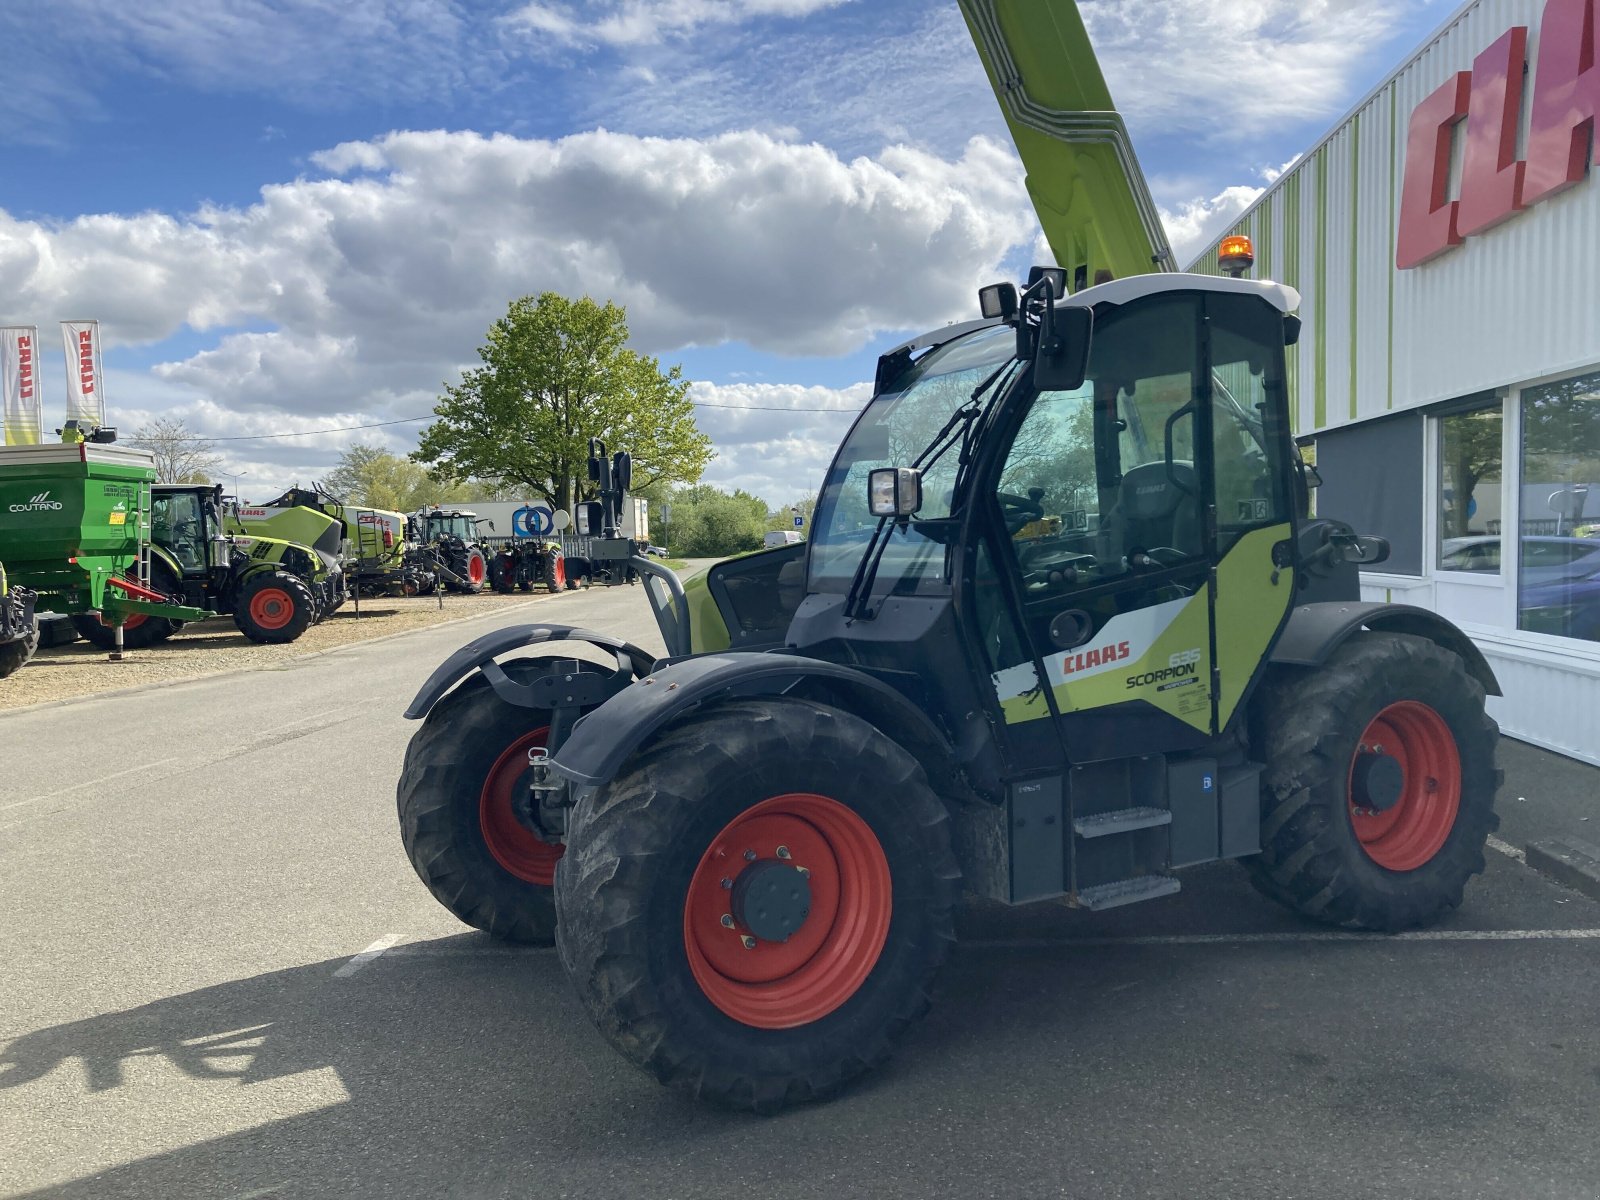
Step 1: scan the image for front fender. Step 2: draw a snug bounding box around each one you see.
[547,652,954,788]
[403,623,659,720]
[1271,602,1501,696]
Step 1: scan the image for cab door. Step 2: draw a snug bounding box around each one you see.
[1203,292,1299,730]
[971,289,1298,753]
[973,293,1218,755]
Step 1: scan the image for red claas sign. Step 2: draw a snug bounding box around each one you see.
[17,335,33,401]
[77,330,95,395]
[1398,0,1600,268]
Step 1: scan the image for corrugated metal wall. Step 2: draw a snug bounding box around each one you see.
[1192,0,1600,436]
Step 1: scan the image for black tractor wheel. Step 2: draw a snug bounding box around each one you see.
[0,625,37,679]
[233,571,316,644]
[459,548,488,593]
[489,557,515,594]
[72,564,185,650]
[555,698,960,1113]
[1246,632,1500,932]
[397,661,607,944]
[541,552,566,594]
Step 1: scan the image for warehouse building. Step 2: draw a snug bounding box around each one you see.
[1194,0,1600,763]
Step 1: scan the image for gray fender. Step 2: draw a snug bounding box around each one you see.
[1271,602,1501,696]
[547,652,955,788]
[403,623,658,720]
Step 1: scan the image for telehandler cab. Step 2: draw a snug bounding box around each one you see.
[398,268,1500,1112]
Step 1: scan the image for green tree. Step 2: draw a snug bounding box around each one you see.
[414,293,713,511]
[658,485,769,558]
[324,442,473,512]
[766,493,818,534]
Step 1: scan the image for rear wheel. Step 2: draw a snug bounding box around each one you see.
[71,564,185,650]
[0,625,37,679]
[462,548,488,593]
[542,552,565,594]
[233,571,315,644]
[555,699,960,1112]
[1247,632,1499,931]
[397,661,604,943]
[489,555,515,594]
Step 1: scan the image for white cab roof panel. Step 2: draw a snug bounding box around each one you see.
[1062,272,1301,314]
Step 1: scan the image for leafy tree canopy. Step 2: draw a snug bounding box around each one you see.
[414,293,713,512]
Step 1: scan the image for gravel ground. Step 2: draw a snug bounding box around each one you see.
[0,590,560,712]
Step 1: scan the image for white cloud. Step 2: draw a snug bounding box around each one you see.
[1081,0,1422,139]
[503,0,852,47]
[1157,160,1300,265]
[1161,185,1267,267]
[690,380,867,502]
[0,128,1034,486]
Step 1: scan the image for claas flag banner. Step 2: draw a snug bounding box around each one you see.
[1,326,42,446]
[958,0,1174,287]
[60,320,105,428]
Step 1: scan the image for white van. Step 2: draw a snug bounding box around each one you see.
[763,530,803,548]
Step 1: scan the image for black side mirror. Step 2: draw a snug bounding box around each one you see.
[575,501,604,537]
[1033,305,1093,392]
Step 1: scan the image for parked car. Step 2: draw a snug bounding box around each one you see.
[763,530,803,548]
[1441,535,1600,584]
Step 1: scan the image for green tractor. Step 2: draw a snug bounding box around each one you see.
[397,270,1501,1112]
[72,484,324,648]
[408,507,491,594]
[0,560,38,679]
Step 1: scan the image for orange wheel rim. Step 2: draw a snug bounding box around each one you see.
[479,725,564,886]
[248,588,294,631]
[684,793,891,1029]
[1348,701,1462,871]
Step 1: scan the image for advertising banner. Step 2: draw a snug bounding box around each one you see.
[1,326,42,445]
[60,319,104,428]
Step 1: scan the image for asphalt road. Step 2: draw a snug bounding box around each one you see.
[2,574,1598,1200]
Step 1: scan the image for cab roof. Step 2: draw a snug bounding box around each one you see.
[1061,272,1301,315]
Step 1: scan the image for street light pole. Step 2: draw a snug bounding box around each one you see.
[229,471,248,501]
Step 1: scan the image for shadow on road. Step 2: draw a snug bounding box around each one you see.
[5,867,1599,1199]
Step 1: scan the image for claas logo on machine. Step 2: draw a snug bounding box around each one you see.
[1059,640,1131,676]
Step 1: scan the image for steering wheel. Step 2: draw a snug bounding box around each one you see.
[997,489,1045,535]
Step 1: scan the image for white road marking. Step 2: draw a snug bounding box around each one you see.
[1487,835,1527,862]
[334,934,404,977]
[0,757,181,814]
[230,1187,287,1200]
[962,928,1600,949]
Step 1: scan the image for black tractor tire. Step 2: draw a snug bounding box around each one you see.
[456,547,488,594]
[397,660,608,944]
[489,557,515,594]
[72,562,186,650]
[1246,632,1500,932]
[0,625,37,679]
[555,698,961,1113]
[541,552,565,594]
[233,571,316,644]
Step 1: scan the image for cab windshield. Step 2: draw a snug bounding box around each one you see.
[809,325,1017,594]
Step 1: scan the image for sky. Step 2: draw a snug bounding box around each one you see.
[0,0,1451,507]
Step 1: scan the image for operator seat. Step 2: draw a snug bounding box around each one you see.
[1104,460,1203,562]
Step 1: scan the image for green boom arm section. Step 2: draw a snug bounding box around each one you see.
[958,0,1173,283]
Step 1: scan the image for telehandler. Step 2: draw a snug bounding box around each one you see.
[396,264,1500,1112]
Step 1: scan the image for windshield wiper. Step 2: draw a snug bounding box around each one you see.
[843,360,1022,621]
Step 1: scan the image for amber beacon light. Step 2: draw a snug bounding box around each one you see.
[1218,235,1255,278]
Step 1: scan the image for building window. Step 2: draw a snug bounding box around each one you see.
[1518,371,1600,643]
[1437,404,1504,572]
